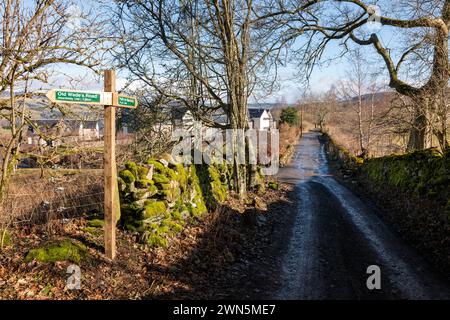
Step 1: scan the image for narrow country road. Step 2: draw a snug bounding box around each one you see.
[275,132,450,300]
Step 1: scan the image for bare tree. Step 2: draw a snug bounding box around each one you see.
[261,0,450,151]
[117,93,175,162]
[338,49,367,155]
[112,0,283,198]
[301,88,337,132]
[338,48,382,156]
[0,0,106,202]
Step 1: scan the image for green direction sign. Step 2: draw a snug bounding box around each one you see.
[55,90,101,103]
[46,89,137,108]
[46,89,112,106]
[116,95,138,108]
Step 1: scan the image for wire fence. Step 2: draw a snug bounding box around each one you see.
[1,171,103,227]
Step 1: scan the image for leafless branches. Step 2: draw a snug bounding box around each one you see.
[0,0,109,206]
[261,0,450,150]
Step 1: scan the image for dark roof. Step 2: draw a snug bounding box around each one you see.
[248,108,268,119]
[82,121,99,129]
[170,107,230,125]
[30,119,99,131]
[171,107,190,121]
[211,113,229,124]
[32,119,60,128]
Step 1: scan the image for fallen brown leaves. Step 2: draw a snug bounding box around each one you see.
[0,184,295,300]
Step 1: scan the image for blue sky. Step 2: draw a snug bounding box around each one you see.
[37,1,411,104]
[49,35,387,105]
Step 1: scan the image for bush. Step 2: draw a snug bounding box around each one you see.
[280,107,300,127]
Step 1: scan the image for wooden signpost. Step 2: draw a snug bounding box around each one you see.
[46,70,137,260]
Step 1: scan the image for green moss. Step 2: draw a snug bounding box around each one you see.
[87,219,104,228]
[143,201,167,218]
[25,240,87,264]
[159,189,178,202]
[0,229,12,248]
[165,168,178,181]
[156,183,172,190]
[361,147,449,200]
[125,221,145,233]
[157,225,170,235]
[146,234,168,248]
[119,170,135,184]
[147,159,166,172]
[132,190,147,201]
[82,227,102,236]
[171,210,183,221]
[135,179,153,188]
[153,173,170,184]
[137,166,150,180]
[209,166,227,203]
[148,184,159,196]
[268,181,279,190]
[119,158,233,248]
[354,157,364,165]
[124,182,136,194]
[121,202,144,219]
[189,196,208,217]
[175,164,188,191]
[145,160,178,181]
[125,161,139,177]
[165,220,183,233]
[118,177,126,192]
[189,165,203,196]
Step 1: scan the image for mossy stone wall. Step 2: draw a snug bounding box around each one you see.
[118,156,230,247]
[321,134,364,172]
[361,149,449,200]
[323,133,450,273]
[323,132,449,208]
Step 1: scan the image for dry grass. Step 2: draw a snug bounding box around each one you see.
[1,169,103,231]
[279,123,301,155]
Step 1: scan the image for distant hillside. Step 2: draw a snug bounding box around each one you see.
[347,91,395,103]
[20,96,101,119]
[248,103,285,110]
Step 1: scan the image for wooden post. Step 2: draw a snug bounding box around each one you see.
[104,70,117,260]
[300,104,304,137]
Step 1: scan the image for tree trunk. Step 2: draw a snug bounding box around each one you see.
[357,98,365,154]
[228,112,247,199]
[246,134,259,190]
[407,108,427,152]
[366,94,375,154]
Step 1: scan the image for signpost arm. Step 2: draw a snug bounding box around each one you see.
[104,70,117,260]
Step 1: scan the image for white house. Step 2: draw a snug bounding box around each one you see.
[248,109,276,131]
[172,107,276,132]
[27,119,101,146]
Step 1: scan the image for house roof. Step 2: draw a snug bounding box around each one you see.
[81,121,99,129]
[171,107,190,121]
[248,108,269,119]
[171,107,230,125]
[30,119,99,132]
